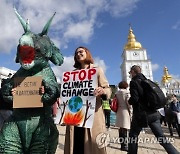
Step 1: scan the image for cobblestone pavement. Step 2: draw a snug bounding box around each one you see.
[56,125,180,154]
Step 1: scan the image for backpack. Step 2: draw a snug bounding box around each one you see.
[110,96,118,112]
[141,79,166,111]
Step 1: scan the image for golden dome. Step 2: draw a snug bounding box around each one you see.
[162,66,172,83]
[124,26,142,50]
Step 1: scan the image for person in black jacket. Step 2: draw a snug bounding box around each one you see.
[128,65,179,154]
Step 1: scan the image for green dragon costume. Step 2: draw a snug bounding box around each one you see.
[0,8,64,154]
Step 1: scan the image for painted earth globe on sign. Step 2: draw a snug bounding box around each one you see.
[68,96,83,113]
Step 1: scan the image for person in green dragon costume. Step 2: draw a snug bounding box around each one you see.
[0,8,64,154]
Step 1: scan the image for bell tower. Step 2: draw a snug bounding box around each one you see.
[120,26,153,83]
[161,66,172,85]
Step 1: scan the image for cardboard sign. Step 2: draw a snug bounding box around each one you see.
[55,68,97,128]
[13,76,43,108]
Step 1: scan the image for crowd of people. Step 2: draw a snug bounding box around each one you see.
[0,47,180,154]
[128,65,179,154]
[101,65,180,154]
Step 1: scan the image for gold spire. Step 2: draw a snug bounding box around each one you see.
[162,66,172,83]
[124,25,142,50]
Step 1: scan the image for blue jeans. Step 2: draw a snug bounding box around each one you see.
[128,111,179,154]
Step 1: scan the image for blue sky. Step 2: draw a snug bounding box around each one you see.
[0,0,180,85]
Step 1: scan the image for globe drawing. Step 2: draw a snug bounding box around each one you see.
[68,96,83,113]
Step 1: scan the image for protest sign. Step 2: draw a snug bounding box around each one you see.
[55,68,97,128]
[13,76,43,108]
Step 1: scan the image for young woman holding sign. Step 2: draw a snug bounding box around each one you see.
[64,46,112,154]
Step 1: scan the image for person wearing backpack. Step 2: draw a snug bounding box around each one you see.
[128,65,179,154]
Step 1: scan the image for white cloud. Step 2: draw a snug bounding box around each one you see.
[171,74,180,81]
[0,1,22,53]
[52,56,74,83]
[151,63,159,72]
[105,0,141,17]
[63,21,94,43]
[94,57,107,73]
[0,0,141,53]
[172,20,180,30]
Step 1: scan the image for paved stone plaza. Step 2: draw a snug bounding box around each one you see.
[56,125,180,154]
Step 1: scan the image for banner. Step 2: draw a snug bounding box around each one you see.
[55,68,97,128]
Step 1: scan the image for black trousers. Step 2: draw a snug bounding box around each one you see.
[119,128,128,150]
[73,127,85,154]
[104,109,111,128]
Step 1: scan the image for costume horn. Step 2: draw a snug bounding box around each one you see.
[41,12,56,35]
[14,7,30,33]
